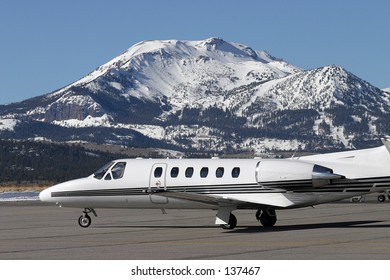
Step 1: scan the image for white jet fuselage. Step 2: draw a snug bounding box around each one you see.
[40,143,390,211]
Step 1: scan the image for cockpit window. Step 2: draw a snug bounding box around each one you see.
[111,162,126,179]
[94,162,114,180]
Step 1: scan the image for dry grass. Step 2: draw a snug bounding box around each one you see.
[0,184,50,192]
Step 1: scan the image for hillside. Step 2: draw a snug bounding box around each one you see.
[0,140,126,185]
[1,38,389,153]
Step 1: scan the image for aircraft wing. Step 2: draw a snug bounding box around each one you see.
[153,189,292,209]
[154,190,240,205]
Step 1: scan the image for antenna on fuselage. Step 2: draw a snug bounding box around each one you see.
[381,137,390,154]
[291,148,299,159]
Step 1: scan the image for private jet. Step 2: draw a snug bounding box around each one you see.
[39,139,390,229]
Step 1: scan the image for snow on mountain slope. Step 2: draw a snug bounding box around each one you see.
[246,65,389,112]
[1,38,389,153]
[51,38,298,101]
[38,37,304,128]
[0,118,19,131]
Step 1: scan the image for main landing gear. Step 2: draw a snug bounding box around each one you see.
[377,191,390,202]
[78,208,97,228]
[219,209,277,230]
[256,209,277,227]
[220,213,237,230]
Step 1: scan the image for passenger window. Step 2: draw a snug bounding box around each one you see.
[216,167,224,178]
[200,167,209,178]
[154,167,163,178]
[232,167,240,178]
[111,162,126,179]
[170,167,179,178]
[185,167,194,178]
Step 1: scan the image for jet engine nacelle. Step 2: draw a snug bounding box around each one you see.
[256,160,343,189]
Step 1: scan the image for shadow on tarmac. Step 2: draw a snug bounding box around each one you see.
[93,220,389,232]
[228,220,389,233]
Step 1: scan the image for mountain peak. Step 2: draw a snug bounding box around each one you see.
[1,38,388,153]
[194,37,260,61]
[202,37,226,46]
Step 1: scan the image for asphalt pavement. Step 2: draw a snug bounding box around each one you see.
[1,198,390,259]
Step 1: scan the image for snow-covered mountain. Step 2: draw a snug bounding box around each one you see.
[1,38,389,154]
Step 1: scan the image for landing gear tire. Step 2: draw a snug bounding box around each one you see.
[78,214,91,228]
[77,208,97,228]
[256,209,277,227]
[378,195,386,203]
[220,213,237,230]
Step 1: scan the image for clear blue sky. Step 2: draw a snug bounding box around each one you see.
[1,0,389,104]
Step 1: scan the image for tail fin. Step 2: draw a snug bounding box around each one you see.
[301,138,390,166]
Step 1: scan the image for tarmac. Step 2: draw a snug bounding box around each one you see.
[1,196,390,260]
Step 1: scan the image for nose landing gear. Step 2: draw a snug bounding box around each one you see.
[78,208,97,228]
[78,214,91,228]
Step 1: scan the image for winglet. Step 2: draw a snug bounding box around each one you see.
[381,137,390,154]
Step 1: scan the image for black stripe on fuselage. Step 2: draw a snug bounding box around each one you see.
[51,188,148,197]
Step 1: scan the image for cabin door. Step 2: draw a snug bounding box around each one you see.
[148,163,168,204]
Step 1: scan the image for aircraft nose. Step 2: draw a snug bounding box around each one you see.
[39,188,52,202]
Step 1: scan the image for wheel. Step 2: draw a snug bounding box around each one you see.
[78,214,92,228]
[220,213,237,230]
[259,210,277,227]
[378,195,386,202]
